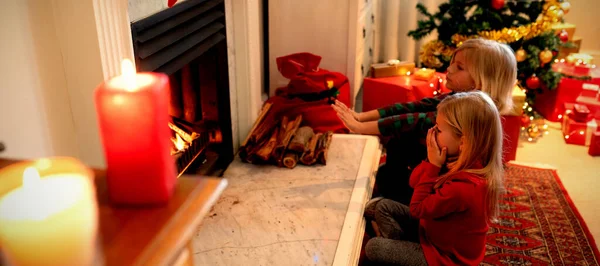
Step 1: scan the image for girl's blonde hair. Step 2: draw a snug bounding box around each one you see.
[452,38,517,114]
[434,91,505,221]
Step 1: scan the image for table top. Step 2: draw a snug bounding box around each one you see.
[0,158,227,266]
[193,134,382,266]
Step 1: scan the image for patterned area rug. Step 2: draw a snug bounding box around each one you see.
[483,163,600,265]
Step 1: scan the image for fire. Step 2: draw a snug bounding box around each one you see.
[172,134,186,151]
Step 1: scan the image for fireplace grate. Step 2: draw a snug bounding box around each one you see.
[174,131,210,177]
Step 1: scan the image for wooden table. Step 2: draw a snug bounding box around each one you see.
[193,134,382,265]
[0,159,227,266]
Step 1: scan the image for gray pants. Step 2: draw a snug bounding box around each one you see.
[365,199,427,266]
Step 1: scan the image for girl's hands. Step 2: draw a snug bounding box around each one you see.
[333,100,361,122]
[427,127,447,168]
[332,102,363,133]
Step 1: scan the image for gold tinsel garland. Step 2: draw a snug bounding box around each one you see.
[420,0,563,68]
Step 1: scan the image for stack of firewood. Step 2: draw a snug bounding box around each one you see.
[239,103,333,169]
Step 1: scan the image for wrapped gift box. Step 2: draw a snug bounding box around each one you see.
[562,112,597,146]
[576,95,600,119]
[362,73,449,112]
[414,68,436,81]
[502,115,521,163]
[552,23,576,41]
[572,103,591,122]
[535,77,600,122]
[566,53,594,65]
[371,61,415,78]
[589,132,600,156]
[552,61,600,80]
[581,83,599,98]
[558,36,582,59]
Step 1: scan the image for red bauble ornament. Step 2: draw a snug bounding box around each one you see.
[521,115,531,126]
[526,75,541,89]
[491,0,505,10]
[559,30,569,43]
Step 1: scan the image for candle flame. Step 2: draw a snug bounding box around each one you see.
[121,59,137,92]
[23,167,41,188]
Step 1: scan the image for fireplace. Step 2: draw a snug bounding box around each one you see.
[131,0,233,176]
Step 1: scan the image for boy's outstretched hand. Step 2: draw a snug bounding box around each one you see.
[331,100,363,133]
[426,127,446,168]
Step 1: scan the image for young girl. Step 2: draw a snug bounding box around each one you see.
[332,38,516,204]
[364,91,505,265]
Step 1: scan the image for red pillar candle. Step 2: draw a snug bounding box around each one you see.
[94,59,176,205]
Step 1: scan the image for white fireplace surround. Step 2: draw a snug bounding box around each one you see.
[7,0,264,167]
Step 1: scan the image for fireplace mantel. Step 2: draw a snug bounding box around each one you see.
[50,0,265,167]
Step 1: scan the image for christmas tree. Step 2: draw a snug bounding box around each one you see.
[408,0,572,93]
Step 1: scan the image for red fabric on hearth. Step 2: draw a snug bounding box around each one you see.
[263,96,348,134]
[274,53,350,106]
[264,52,351,133]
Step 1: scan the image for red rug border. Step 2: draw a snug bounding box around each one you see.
[507,162,600,261]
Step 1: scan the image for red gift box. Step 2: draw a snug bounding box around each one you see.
[502,115,521,163]
[572,104,591,122]
[362,73,449,112]
[536,77,600,122]
[562,113,598,146]
[581,83,599,98]
[552,61,600,81]
[576,95,600,119]
[589,132,600,156]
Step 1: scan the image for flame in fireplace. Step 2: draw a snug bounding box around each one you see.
[172,134,186,151]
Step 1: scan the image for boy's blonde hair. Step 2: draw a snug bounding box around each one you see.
[452,38,517,114]
[435,91,505,221]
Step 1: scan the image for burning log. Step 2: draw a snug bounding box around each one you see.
[169,73,183,118]
[169,122,198,144]
[182,65,200,123]
[170,134,188,154]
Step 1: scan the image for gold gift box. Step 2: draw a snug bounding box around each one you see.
[509,84,526,116]
[552,23,576,41]
[371,61,415,78]
[558,36,582,59]
[566,53,594,65]
[413,68,436,81]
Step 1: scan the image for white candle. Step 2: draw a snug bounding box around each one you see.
[0,167,98,266]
